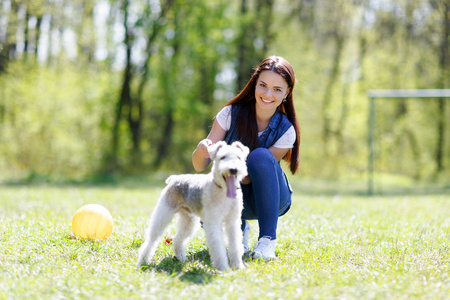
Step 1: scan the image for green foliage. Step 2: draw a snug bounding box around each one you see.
[0,0,449,184]
[269,1,450,180]
[0,61,118,180]
[1,185,450,298]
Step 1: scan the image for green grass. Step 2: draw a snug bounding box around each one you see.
[1,185,450,299]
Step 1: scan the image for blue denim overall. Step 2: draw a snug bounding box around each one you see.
[224,105,294,240]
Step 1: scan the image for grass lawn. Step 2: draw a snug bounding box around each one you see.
[1,184,449,299]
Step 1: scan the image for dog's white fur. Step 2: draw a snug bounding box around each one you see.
[137,141,249,271]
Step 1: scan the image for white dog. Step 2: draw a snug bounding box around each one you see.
[137,141,249,271]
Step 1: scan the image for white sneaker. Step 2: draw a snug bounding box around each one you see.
[242,220,251,254]
[250,237,276,260]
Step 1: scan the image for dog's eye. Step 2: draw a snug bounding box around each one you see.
[220,156,227,160]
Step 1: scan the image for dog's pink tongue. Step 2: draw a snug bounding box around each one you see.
[226,175,237,198]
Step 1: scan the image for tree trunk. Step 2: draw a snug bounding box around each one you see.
[110,0,174,170]
[153,107,174,168]
[321,34,344,153]
[24,11,30,56]
[435,98,445,173]
[435,2,449,174]
[115,0,143,168]
[256,0,274,55]
[110,0,132,170]
[236,0,251,92]
[236,0,273,93]
[34,16,42,58]
[153,5,179,167]
[127,96,142,167]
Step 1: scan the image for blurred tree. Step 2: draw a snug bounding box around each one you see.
[148,0,232,171]
[76,0,96,63]
[289,0,353,157]
[236,0,273,92]
[429,0,449,174]
[0,0,449,183]
[152,5,180,168]
[369,0,449,177]
[110,0,173,170]
[0,0,20,71]
[317,0,352,157]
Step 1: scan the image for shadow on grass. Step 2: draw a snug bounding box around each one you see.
[140,249,215,284]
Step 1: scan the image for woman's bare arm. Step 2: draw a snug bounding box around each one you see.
[192,119,227,172]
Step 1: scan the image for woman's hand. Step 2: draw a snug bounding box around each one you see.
[197,139,213,158]
[241,175,251,185]
[192,138,214,172]
[192,119,227,172]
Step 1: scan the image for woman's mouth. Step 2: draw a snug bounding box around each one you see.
[260,97,273,104]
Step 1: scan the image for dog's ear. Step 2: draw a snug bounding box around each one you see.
[231,141,250,158]
[208,141,227,160]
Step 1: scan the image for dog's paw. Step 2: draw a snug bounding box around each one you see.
[173,244,187,262]
[232,262,245,270]
[136,259,145,268]
[213,262,230,272]
[174,253,187,263]
[136,247,152,268]
[136,255,148,268]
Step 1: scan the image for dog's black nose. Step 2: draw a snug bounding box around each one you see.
[229,168,237,175]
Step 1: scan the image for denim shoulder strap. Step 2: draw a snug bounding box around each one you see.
[258,111,293,148]
[224,105,293,149]
[224,105,240,145]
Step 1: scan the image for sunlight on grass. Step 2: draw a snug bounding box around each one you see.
[1,186,449,299]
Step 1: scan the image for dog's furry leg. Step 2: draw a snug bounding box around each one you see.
[137,197,177,267]
[172,210,200,262]
[203,222,229,271]
[225,219,245,269]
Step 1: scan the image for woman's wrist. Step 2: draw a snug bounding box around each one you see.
[197,138,213,149]
[193,139,213,172]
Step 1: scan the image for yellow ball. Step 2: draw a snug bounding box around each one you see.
[72,204,113,241]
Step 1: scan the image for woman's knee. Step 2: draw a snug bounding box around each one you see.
[247,148,276,172]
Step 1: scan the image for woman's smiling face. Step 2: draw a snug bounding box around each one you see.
[254,70,290,114]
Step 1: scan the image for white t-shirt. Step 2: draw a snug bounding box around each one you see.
[215,105,296,149]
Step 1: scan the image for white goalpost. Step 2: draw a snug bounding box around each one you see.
[367,89,450,195]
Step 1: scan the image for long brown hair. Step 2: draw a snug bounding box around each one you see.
[225,56,300,174]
